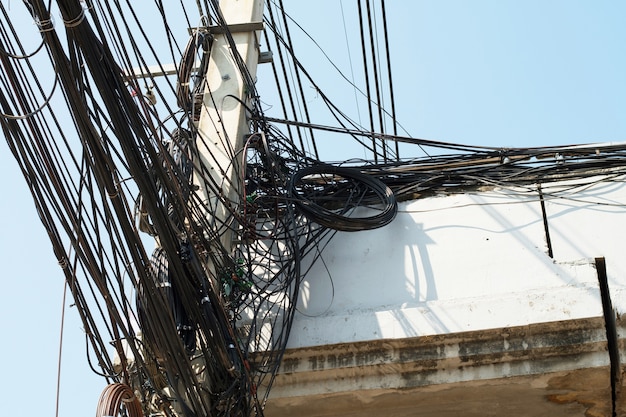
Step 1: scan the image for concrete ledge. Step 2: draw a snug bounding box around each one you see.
[265,317,624,416]
[266,368,618,417]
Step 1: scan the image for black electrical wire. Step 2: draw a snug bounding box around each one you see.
[357,0,377,162]
[365,0,388,162]
[265,3,308,155]
[276,0,318,159]
[380,0,400,160]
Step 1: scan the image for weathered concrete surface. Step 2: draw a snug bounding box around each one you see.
[266,370,613,417]
[265,317,625,416]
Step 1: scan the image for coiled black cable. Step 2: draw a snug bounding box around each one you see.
[289,164,397,231]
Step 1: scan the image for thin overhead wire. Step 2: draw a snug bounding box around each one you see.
[340,0,362,127]
[357,0,378,162]
[277,0,318,159]
[365,0,388,161]
[380,0,401,160]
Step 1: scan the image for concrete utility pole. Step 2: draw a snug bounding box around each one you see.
[195,0,265,253]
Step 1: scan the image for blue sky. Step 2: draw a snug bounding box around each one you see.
[260,1,626,159]
[1,1,625,416]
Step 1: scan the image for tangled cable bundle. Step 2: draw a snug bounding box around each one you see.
[2,1,626,417]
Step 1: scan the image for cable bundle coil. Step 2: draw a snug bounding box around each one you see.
[289,164,397,231]
[96,383,144,417]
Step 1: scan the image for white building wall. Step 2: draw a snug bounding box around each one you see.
[289,176,624,348]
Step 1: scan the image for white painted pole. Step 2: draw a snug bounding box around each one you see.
[194,0,264,252]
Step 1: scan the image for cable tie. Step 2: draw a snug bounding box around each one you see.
[37,18,55,33]
[157,282,172,288]
[63,9,86,28]
[201,296,210,304]
[178,82,190,87]
[58,257,68,269]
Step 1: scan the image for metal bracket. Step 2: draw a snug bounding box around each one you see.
[189,21,264,35]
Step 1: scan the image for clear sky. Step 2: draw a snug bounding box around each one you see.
[1,1,625,416]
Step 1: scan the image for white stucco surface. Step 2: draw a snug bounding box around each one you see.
[289,175,625,348]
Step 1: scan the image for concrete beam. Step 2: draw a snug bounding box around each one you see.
[265,316,625,416]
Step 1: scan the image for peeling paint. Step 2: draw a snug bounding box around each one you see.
[546,368,611,417]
